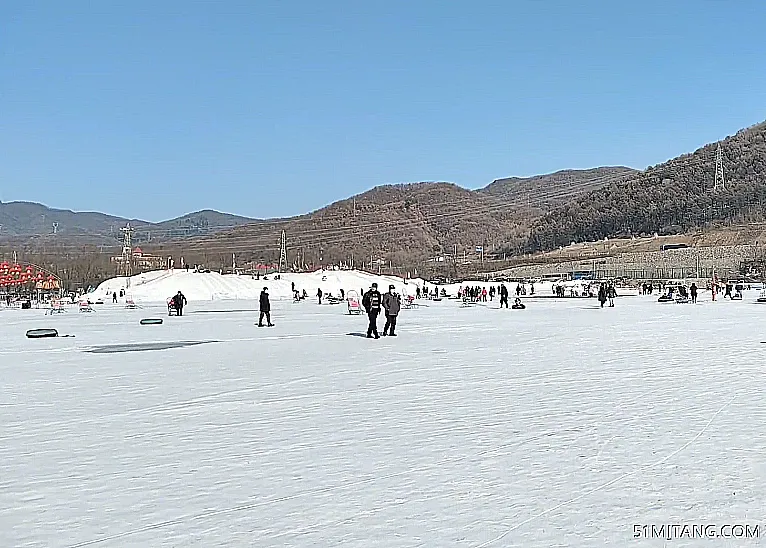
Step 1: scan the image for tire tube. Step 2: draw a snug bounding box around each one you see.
[26,328,59,339]
[140,318,164,325]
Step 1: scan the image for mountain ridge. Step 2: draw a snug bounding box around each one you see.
[0,201,258,242]
[6,112,766,273]
[0,167,626,247]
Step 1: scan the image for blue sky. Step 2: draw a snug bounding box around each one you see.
[1,0,765,222]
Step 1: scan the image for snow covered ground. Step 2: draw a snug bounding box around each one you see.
[2,293,765,547]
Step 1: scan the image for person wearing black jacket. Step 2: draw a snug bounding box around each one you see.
[174,291,187,316]
[499,284,509,308]
[362,283,382,339]
[259,287,273,327]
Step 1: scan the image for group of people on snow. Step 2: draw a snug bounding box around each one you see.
[361,283,401,338]
[597,283,617,308]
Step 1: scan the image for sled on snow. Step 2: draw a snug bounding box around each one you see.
[347,291,363,315]
[47,300,65,315]
[403,295,418,309]
[78,301,93,313]
[125,296,139,309]
[167,298,179,316]
[657,294,674,303]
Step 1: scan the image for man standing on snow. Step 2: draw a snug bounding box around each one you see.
[362,282,382,339]
[499,283,509,308]
[259,287,274,327]
[607,283,617,307]
[382,284,401,336]
[317,288,323,305]
[174,290,187,316]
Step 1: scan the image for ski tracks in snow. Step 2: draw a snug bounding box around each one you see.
[474,394,738,547]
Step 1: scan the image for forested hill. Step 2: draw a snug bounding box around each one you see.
[479,166,637,211]
[523,120,766,253]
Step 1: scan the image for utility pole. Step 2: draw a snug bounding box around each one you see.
[714,143,725,191]
[52,222,58,235]
[279,230,287,272]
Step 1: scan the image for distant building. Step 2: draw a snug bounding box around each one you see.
[111,246,166,271]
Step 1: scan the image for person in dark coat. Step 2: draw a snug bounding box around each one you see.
[112,292,117,303]
[317,288,323,305]
[259,287,273,327]
[499,283,509,308]
[690,283,698,303]
[382,285,401,336]
[174,291,187,315]
[362,282,382,339]
[598,285,607,308]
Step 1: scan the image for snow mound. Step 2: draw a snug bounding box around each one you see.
[85,269,424,303]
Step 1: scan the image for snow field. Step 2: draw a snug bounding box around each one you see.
[1,295,765,547]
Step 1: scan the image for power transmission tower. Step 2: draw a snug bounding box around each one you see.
[278,230,287,272]
[120,223,134,280]
[714,143,725,191]
[52,222,59,235]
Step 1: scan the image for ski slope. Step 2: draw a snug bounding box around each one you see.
[1,294,764,547]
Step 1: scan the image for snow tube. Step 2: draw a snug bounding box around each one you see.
[757,297,766,303]
[140,318,163,325]
[511,304,526,310]
[657,295,674,303]
[26,328,59,339]
[675,297,690,304]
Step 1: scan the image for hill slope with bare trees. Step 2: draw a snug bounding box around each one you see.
[522,121,766,253]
